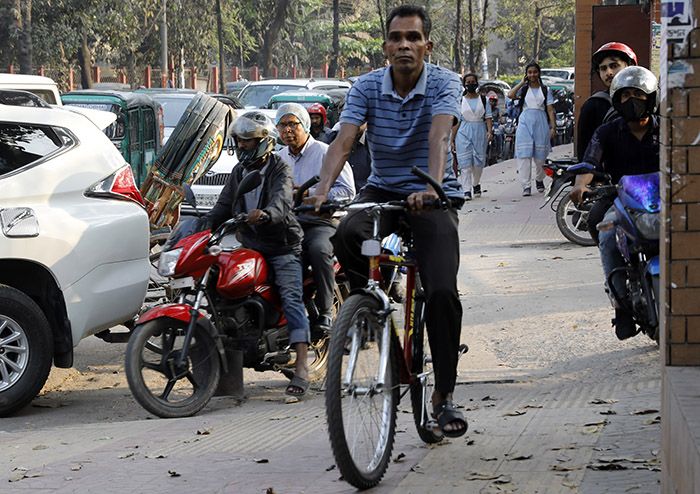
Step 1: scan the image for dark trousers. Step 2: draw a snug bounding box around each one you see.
[333,187,463,395]
[587,196,615,245]
[301,222,337,317]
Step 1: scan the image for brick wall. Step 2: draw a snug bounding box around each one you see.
[662,28,700,365]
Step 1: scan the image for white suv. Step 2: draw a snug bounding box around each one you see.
[0,73,62,105]
[0,104,150,416]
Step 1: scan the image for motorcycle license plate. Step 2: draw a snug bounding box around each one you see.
[170,276,195,289]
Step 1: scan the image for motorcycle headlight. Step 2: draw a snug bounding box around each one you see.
[157,248,183,277]
[633,212,660,240]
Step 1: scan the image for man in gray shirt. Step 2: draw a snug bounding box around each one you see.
[276,103,355,332]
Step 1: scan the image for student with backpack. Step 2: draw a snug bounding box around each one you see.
[507,62,556,196]
[454,73,493,200]
[576,42,638,158]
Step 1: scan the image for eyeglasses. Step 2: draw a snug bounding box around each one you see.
[277,121,302,130]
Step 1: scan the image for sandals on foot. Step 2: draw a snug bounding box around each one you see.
[285,375,310,397]
[433,401,468,438]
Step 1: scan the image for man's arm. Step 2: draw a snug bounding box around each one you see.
[407,114,454,210]
[310,123,359,208]
[569,127,605,204]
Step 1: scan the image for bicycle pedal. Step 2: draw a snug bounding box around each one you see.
[458,344,469,356]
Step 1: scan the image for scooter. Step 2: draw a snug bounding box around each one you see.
[540,159,611,246]
[594,172,660,342]
[501,117,516,160]
[124,172,348,417]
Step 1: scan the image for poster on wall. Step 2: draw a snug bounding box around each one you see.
[660,0,697,99]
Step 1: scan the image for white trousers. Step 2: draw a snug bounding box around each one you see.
[516,158,545,189]
[459,165,484,194]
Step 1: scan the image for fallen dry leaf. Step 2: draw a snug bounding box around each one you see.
[599,410,617,415]
[118,452,135,459]
[325,464,336,472]
[503,410,526,417]
[631,409,659,416]
[550,465,583,472]
[480,456,498,461]
[32,445,48,451]
[589,398,618,405]
[587,462,628,471]
[506,453,532,461]
[644,416,661,425]
[253,458,269,464]
[584,420,609,427]
[168,470,181,477]
[393,453,406,463]
[196,429,211,435]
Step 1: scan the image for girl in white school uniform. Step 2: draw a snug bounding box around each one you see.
[454,73,493,200]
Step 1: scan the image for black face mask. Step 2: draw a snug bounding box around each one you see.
[619,97,649,121]
[465,83,479,93]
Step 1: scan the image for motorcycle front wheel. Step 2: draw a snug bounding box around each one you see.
[556,195,596,246]
[125,319,221,418]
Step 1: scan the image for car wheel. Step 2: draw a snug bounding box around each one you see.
[0,285,53,417]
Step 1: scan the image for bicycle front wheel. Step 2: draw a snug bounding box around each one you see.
[325,294,398,489]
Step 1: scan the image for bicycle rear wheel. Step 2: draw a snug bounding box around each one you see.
[409,280,444,444]
[325,294,398,489]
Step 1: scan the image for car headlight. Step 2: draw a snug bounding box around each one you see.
[158,248,183,277]
[633,211,660,240]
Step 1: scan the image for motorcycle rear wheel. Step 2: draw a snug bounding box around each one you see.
[125,319,221,418]
[556,196,596,246]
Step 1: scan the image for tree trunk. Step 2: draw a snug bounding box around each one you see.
[17,0,32,74]
[467,0,474,72]
[260,0,291,78]
[77,30,93,89]
[328,0,340,77]
[376,0,386,39]
[215,0,225,93]
[454,0,462,74]
[474,0,489,70]
[533,3,542,61]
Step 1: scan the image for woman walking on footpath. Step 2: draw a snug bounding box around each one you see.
[454,73,492,200]
[508,62,556,196]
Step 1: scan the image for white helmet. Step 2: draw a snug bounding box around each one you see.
[229,111,278,168]
[610,66,658,116]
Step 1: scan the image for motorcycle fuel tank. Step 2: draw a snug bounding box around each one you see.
[216,248,270,299]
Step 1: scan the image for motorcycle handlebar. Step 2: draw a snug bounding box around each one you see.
[582,184,618,203]
[294,175,320,207]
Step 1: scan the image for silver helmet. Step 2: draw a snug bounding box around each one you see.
[229,111,278,168]
[610,66,658,114]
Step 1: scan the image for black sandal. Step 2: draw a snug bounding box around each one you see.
[285,375,310,397]
[433,401,468,438]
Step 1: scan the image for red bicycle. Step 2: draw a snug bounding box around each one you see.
[304,168,469,489]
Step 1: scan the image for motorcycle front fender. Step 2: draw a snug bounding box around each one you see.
[136,303,205,325]
[134,304,228,373]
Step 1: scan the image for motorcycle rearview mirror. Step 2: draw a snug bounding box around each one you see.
[183,184,197,208]
[231,169,263,205]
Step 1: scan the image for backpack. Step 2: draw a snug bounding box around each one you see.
[589,91,618,124]
[515,84,548,124]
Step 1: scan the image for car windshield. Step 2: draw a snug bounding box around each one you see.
[269,100,326,110]
[238,84,303,108]
[152,96,194,127]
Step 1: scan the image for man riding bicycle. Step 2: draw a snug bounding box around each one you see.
[308,4,467,437]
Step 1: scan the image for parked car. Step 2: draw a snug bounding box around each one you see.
[0,104,150,416]
[237,78,351,109]
[540,67,575,81]
[225,80,249,98]
[61,90,163,186]
[0,73,62,105]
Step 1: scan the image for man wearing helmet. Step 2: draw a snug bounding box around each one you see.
[307,103,334,143]
[275,103,355,334]
[206,111,312,396]
[570,66,659,340]
[576,41,637,157]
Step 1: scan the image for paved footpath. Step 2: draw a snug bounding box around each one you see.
[1,147,661,493]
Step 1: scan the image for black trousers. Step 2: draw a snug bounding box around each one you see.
[333,187,463,395]
[587,196,615,245]
[301,222,337,317]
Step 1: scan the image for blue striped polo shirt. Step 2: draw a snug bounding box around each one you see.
[340,63,463,198]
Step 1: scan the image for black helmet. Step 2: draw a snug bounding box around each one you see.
[610,66,658,116]
[229,111,278,168]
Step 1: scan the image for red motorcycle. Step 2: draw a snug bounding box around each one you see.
[125,172,346,418]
